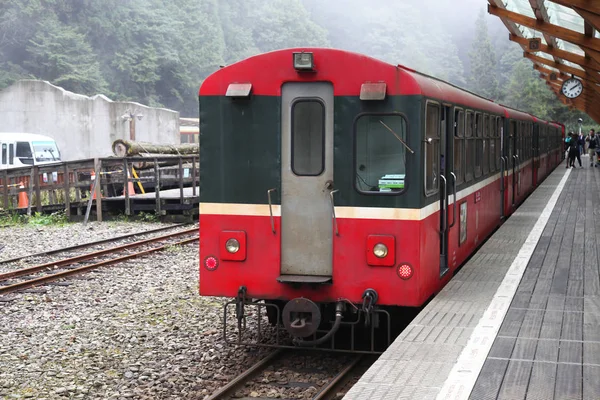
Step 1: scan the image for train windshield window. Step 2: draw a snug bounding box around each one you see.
[291,100,324,176]
[355,114,407,194]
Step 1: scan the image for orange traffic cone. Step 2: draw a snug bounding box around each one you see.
[90,171,102,200]
[123,170,135,196]
[17,182,29,208]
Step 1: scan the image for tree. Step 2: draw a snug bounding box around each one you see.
[25,16,107,95]
[468,9,499,99]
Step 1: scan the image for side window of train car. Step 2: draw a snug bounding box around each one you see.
[509,120,516,168]
[292,100,325,176]
[482,114,489,176]
[8,144,14,165]
[495,117,502,171]
[16,141,34,165]
[515,121,523,164]
[474,113,482,178]
[1,143,6,165]
[424,103,440,196]
[454,109,465,185]
[355,113,408,194]
[489,115,496,173]
[465,111,474,182]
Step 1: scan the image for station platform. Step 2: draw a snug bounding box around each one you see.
[345,164,600,399]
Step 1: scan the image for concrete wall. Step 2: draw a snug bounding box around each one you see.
[0,80,180,161]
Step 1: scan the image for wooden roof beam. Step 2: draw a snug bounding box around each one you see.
[534,63,600,109]
[573,7,600,33]
[534,64,569,80]
[488,0,525,37]
[549,1,600,18]
[523,52,600,88]
[510,34,600,72]
[537,74,598,118]
[488,5,600,64]
[529,0,562,64]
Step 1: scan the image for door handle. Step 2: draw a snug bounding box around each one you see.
[449,172,457,228]
[440,175,447,233]
[267,188,276,234]
[329,189,339,236]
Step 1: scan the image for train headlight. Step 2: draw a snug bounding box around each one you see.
[225,238,240,253]
[373,243,388,258]
[293,52,314,70]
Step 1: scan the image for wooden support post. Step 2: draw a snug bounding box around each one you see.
[63,163,70,218]
[2,169,8,210]
[95,159,102,222]
[178,157,184,204]
[154,159,161,216]
[73,169,81,215]
[84,159,101,225]
[192,156,197,197]
[27,168,34,216]
[34,166,41,213]
[124,158,130,216]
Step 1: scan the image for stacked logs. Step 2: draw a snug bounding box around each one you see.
[111,140,198,169]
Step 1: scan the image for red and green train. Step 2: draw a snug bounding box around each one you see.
[198,48,564,352]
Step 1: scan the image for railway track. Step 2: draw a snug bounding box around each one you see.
[0,223,190,266]
[206,349,375,400]
[0,227,198,296]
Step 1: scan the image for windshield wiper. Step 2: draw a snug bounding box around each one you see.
[379,120,414,154]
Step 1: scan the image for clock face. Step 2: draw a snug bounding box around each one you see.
[561,78,583,99]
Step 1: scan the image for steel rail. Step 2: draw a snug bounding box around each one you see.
[0,228,198,282]
[0,236,198,295]
[205,349,284,400]
[0,223,190,265]
[312,355,363,400]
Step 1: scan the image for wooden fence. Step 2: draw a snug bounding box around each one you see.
[0,156,199,222]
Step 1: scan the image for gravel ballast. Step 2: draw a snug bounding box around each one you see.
[0,221,270,399]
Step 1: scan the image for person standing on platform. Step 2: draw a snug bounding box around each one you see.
[578,133,585,157]
[568,133,581,168]
[565,133,572,168]
[586,129,598,167]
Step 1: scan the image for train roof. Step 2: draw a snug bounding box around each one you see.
[200,47,507,115]
[0,132,57,142]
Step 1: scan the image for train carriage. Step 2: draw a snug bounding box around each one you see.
[198,48,563,352]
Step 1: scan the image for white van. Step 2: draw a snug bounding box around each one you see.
[0,133,62,169]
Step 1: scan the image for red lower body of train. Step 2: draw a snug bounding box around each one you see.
[198,48,565,352]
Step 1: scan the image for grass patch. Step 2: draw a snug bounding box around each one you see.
[0,211,69,227]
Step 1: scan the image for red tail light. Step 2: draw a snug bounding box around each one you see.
[204,256,219,271]
[397,263,413,280]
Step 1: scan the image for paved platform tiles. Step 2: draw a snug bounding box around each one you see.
[344,164,600,400]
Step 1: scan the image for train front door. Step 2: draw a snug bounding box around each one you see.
[279,82,334,282]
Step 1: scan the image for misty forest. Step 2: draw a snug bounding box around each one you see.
[0,0,592,129]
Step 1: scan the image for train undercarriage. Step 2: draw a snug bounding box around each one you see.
[223,285,420,354]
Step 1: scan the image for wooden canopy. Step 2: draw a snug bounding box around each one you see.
[488,0,600,124]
